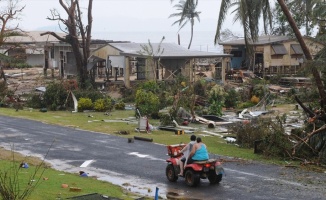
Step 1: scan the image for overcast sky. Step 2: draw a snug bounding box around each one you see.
[19,0,228,33]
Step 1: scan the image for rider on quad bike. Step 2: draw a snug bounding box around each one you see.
[178,134,197,175]
[166,137,224,187]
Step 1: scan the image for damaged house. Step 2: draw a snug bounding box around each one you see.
[0,31,111,78]
[219,35,324,78]
[1,31,233,87]
[91,42,232,88]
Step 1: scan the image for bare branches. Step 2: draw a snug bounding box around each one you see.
[0,0,25,45]
[40,31,67,43]
[42,0,94,88]
[292,125,326,155]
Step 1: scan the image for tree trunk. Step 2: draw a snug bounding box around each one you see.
[188,19,194,49]
[277,0,326,109]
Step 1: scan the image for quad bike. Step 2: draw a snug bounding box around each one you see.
[165,144,224,187]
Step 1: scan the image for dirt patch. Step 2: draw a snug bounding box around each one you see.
[4,67,50,95]
[3,67,123,98]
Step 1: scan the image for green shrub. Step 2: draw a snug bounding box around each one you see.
[77,98,93,112]
[43,82,68,111]
[237,101,255,109]
[225,88,239,108]
[114,101,125,110]
[26,93,43,108]
[138,80,160,93]
[208,85,225,116]
[159,113,173,126]
[94,98,113,112]
[9,62,32,69]
[73,90,103,103]
[135,89,160,116]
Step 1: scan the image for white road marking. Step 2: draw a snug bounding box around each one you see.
[129,152,149,158]
[128,152,165,161]
[80,160,94,167]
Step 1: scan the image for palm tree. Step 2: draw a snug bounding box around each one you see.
[214,0,326,107]
[214,0,272,68]
[277,0,326,106]
[169,0,201,49]
[288,0,320,36]
[214,0,272,44]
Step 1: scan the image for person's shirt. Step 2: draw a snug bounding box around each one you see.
[181,141,196,158]
[192,143,209,161]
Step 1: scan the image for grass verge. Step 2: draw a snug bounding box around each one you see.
[0,148,146,200]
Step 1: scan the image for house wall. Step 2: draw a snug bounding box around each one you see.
[263,41,302,67]
[222,38,324,76]
[26,54,44,67]
[161,59,188,80]
[223,45,245,69]
[92,45,121,59]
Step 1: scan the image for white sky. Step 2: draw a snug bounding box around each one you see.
[19,0,226,33]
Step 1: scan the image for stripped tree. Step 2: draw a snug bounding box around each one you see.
[41,0,94,89]
[169,0,201,49]
[0,0,25,82]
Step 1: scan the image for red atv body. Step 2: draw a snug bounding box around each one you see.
[165,144,224,187]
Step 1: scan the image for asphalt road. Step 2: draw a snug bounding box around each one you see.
[0,115,325,200]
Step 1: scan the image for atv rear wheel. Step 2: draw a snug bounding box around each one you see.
[166,164,178,182]
[185,169,200,187]
[208,173,222,184]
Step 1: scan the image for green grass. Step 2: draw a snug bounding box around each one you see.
[0,160,140,200]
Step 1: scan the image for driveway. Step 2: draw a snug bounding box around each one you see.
[0,115,325,200]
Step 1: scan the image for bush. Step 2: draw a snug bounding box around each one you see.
[43,82,68,111]
[73,90,103,103]
[138,80,160,93]
[237,101,255,109]
[94,98,113,112]
[135,89,160,116]
[225,88,239,108]
[26,93,43,108]
[63,79,78,91]
[77,98,93,112]
[114,101,125,110]
[159,113,173,126]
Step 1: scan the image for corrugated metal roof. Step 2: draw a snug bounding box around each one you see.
[272,44,287,55]
[108,42,231,58]
[291,44,303,54]
[4,31,67,43]
[218,35,292,45]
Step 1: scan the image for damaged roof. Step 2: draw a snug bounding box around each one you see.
[218,35,294,45]
[4,31,67,44]
[108,42,231,58]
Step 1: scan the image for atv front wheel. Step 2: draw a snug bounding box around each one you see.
[185,169,200,187]
[208,173,222,184]
[166,164,178,182]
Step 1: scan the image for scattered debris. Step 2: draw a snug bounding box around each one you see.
[134,136,153,142]
[115,131,130,135]
[79,171,88,177]
[69,187,82,192]
[35,86,46,92]
[225,137,236,144]
[20,162,29,168]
